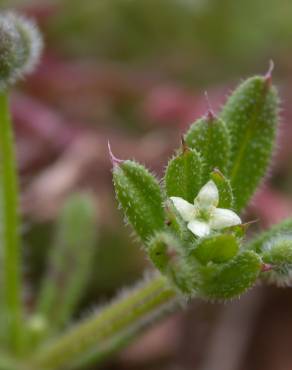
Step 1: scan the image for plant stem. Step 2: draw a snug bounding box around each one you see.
[0,93,23,352]
[30,273,179,370]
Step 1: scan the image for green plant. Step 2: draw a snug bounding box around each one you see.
[0,11,292,370]
[111,62,285,302]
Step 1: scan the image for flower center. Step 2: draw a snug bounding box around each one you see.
[197,207,213,222]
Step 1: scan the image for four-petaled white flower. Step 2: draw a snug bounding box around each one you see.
[170,180,241,238]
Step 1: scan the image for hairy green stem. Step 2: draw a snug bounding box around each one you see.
[0,93,23,351]
[71,331,138,370]
[30,274,178,370]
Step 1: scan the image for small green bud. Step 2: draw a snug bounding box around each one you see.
[192,233,239,264]
[196,250,261,300]
[260,237,292,286]
[247,218,292,286]
[164,142,203,203]
[184,112,231,183]
[112,157,165,242]
[262,237,292,265]
[220,69,279,212]
[248,218,292,253]
[0,12,43,90]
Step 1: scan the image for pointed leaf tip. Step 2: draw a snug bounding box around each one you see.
[204,91,216,121]
[239,219,259,232]
[212,168,224,178]
[185,111,230,184]
[206,109,216,121]
[264,60,274,85]
[108,141,124,167]
[261,263,273,272]
[181,135,189,153]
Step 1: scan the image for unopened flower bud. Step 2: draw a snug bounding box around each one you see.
[0,12,43,90]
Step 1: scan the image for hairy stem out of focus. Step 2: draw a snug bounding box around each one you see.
[0,93,23,352]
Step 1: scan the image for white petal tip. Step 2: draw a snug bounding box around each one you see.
[196,180,219,209]
[211,208,242,230]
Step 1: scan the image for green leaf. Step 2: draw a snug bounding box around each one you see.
[184,114,231,183]
[192,234,239,264]
[164,146,202,203]
[210,169,234,209]
[197,250,261,300]
[247,218,292,253]
[36,193,98,335]
[220,75,279,211]
[113,160,165,242]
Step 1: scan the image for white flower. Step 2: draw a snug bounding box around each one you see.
[170,180,241,238]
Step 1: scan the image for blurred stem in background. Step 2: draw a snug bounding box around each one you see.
[0,93,23,353]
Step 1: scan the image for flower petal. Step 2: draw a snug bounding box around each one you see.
[187,220,211,237]
[210,208,241,230]
[170,196,197,222]
[196,180,219,210]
